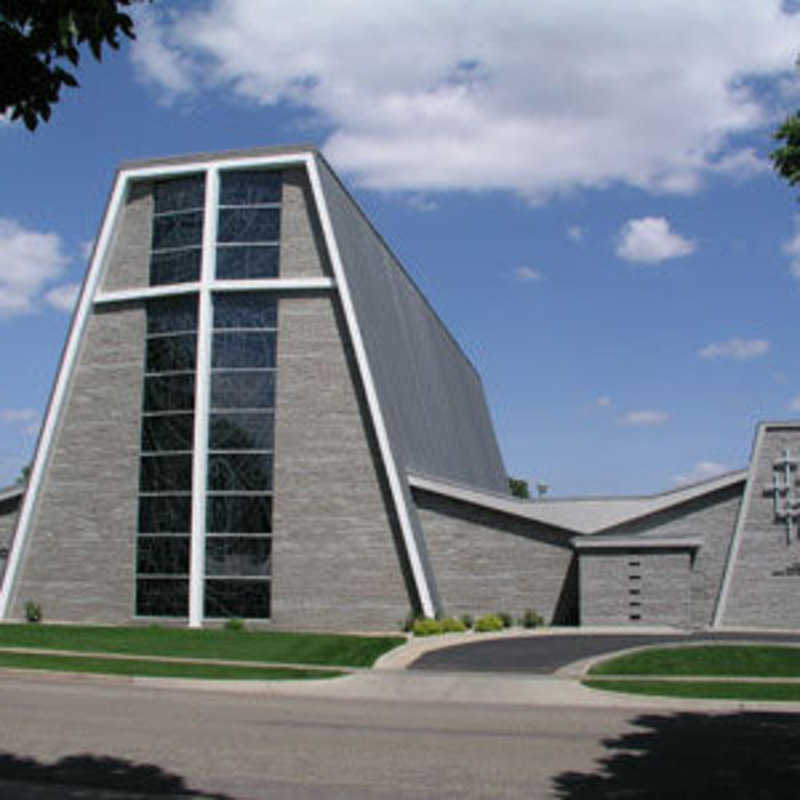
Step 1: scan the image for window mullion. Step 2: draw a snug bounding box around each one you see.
[188,166,218,628]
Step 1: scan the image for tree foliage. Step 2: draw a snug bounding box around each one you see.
[0,1,142,130]
[508,477,529,499]
[771,111,800,192]
[15,463,30,486]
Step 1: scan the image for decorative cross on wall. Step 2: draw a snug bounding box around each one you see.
[765,449,800,544]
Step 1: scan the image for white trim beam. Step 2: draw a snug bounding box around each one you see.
[95,277,334,306]
[305,155,435,619]
[0,171,130,618]
[188,167,219,628]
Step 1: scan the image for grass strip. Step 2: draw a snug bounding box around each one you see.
[0,624,404,668]
[588,645,800,678]
[583,679,800,702]
[0,651,344,680]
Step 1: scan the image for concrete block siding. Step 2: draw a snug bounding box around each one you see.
[272,294,409,629]
[100,181,153,293]
[598,487,743,627]
[579,550,691,627]
[10,306,145,621]
[5,156,414,630]
[722,424,800,628]
[414,489,577,624]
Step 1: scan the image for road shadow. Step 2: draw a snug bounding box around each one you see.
[0,751,233,798]
[553,711,800,799]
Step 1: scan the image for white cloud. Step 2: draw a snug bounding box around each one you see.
[129,10,196,103]
[596,395,611,408]
[698,337,769,359]
[406,194,438,212]
[616,217,695,264]
[44,283,80,313]
[130,1,800,200]
[81,239,95,260]
[513,266,543,282]
[783,217,800,279]
[0,218,69,316]
[789,394,800,411]
[567,225,584,242]
[674,460,730,486]
[619,410,669,426]
[0,409,37,424]
[707,147,769,178]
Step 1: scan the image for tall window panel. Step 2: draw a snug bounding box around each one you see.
[216,170,281,280]
[205,292,276,618]
[149,174,205,286]
[136,295,198,617]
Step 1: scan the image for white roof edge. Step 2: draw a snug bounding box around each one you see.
[571,536,703,550]
[0,485,24,504]
[408,469,747,534]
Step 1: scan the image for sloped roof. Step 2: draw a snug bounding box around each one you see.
[315,154,509,495]
[0,485,23,504]
[408,469,747,535]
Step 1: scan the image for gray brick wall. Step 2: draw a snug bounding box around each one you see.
[6,160,428,631]
[722,425,800,627]
[9,305,144,622]
[603,486,742,627]
[412,489,577,624]
[100,182,153,293]
[271,294,410,630]
[280,168,331,279]
[579,549,691,627]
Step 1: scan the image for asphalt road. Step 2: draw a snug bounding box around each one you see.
[409,631,800,673]
[0,675,800,800]
[1,674,800,799]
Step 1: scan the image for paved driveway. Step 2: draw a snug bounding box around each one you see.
[408,631,800,674]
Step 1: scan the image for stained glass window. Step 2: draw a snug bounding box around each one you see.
[204,579,270,618]
[136,579,189,617]
[215,170,281,278]
[149,173,205,287]
[137,295,198,617]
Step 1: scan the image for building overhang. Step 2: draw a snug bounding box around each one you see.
[408,469,747,535]
[570,536,703,551]
[0,485,24,505]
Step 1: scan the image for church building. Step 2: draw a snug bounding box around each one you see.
[0,146,798,631]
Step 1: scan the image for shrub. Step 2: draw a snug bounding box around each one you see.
[401,611,418,633]
[497,611,513,628]
[439,617,467,633]
[521,608,544,628]
[474,613,504,633]
[460,613,474,629]
[24,600,42,623]
[224,618,246,632]
[412,618,445,636]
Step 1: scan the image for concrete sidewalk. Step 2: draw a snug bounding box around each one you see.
[7,628,800,715]
[130,666,800,714]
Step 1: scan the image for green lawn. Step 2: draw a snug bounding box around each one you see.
[0,624,404,668]
[588,645,800,678]
[583,679,800,702]
[0,651,343,680]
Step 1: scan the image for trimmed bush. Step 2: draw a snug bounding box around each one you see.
[440,617,467,633]
[412,618,445,636]
[474,614,504,633]
[497,611,513,628]
[521,608,544,628]
[224,618,246,632]
[401,611,418,633]
[460,613,474,629]
[24,601,42,623]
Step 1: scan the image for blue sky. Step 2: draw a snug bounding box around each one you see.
[3,0,800,496]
